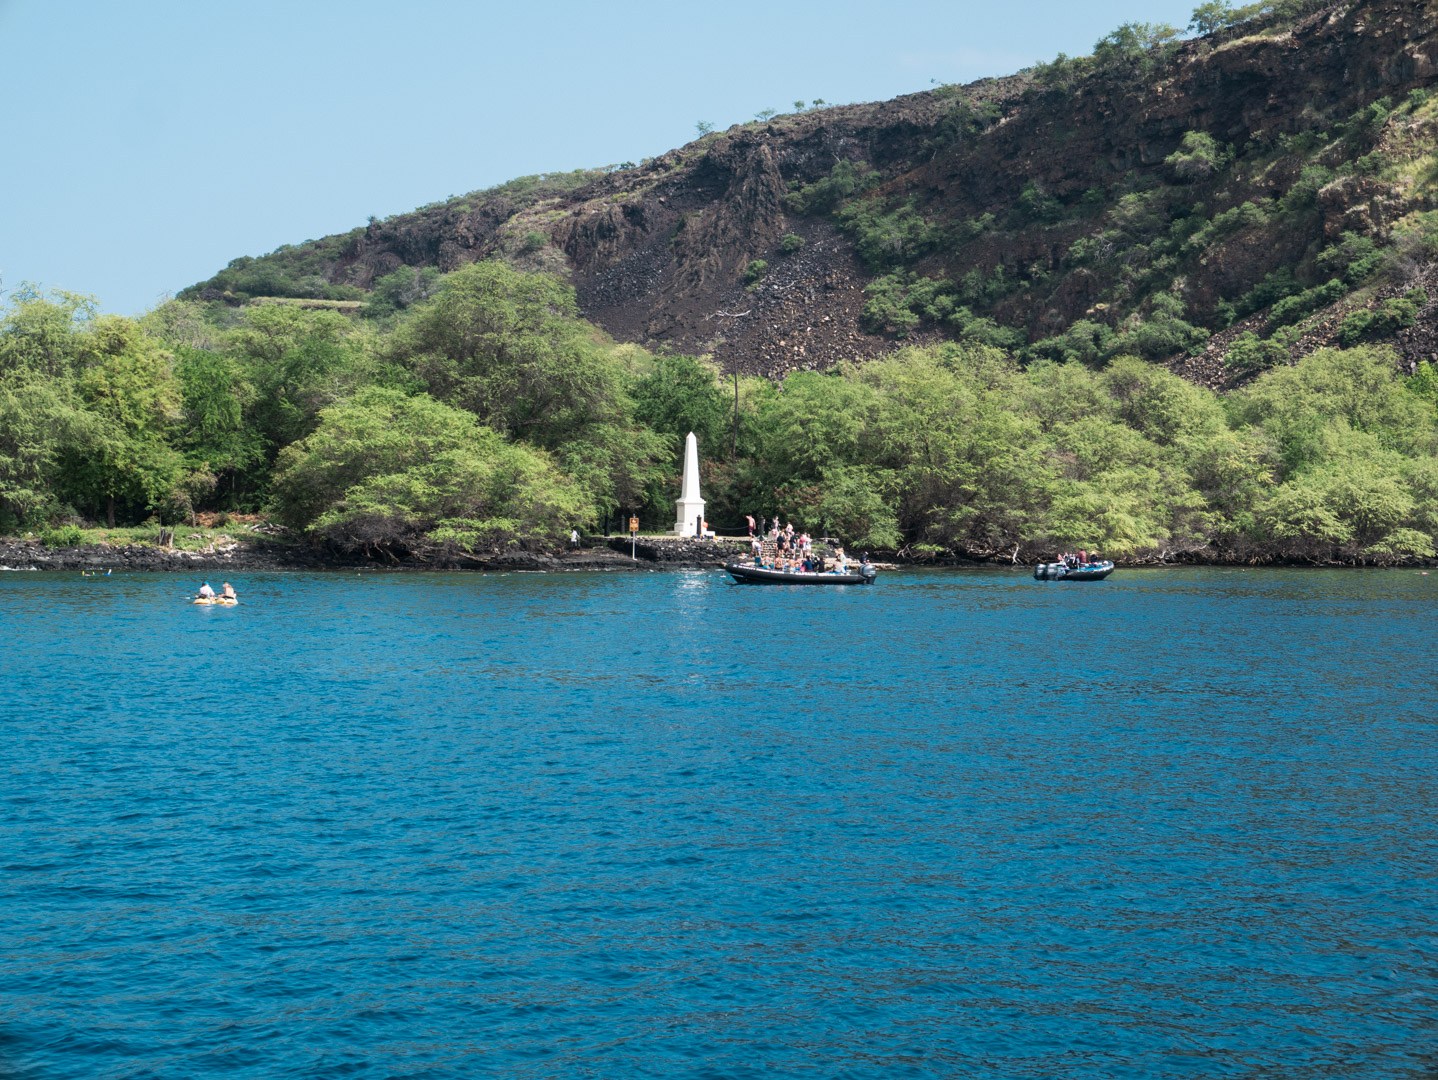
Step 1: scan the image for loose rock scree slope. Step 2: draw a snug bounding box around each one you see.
[186,1,1438,380]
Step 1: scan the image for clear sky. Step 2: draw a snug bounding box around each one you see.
[1,0,1202,315]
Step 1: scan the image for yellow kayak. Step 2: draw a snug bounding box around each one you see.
[192,596,239,606]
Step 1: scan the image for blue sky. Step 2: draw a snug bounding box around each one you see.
[1,0,1202,315]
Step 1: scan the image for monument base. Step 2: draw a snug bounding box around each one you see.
[674,497,706,538]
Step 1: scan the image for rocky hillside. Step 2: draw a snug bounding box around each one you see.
[184,0,1438,383]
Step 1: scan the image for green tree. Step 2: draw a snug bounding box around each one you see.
[394,260,668,515]
[271,387,588,554]
[171,346,266,511]
[59,316,183,525]
[1189,1,1235,35]
[1165,131,1230,181]
[1093,22,1180,73]
[0,375,96,529]
[231,302,376,466]
[632,355,728,458]
[0,285,94,379]
[364,266,442,319]
[0,288,98,527]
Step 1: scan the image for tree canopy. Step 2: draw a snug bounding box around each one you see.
[5,264,1438,564]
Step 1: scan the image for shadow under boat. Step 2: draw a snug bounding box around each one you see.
[725,562,878,586]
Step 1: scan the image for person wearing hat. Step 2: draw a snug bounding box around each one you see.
[198,581,216,599]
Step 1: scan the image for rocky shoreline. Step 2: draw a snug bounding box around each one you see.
[0,536,750,574]
[3,535,1431,574]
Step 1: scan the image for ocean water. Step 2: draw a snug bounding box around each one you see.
[1,566,1435,1079]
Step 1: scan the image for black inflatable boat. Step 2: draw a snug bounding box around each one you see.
[725,562,878,586]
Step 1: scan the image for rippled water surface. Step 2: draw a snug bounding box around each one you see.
[2,567,1436,1078]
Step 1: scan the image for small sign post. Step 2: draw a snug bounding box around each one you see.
[629,516,639,560]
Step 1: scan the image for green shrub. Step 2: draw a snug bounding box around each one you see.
[1166,132,1230,181]
[1338,96,1394,151]
[1030,53,1086,93]
[1337,289,1429,346]
[1189,0,1330,37]
[1029,320,1116,366]
[365,266,442,319]
[926,97,1003,151]
[783,160,881,216]
[861,273,925,335]
[1185,200,1271,252]
[840,198,944,269]
[1067,232,1118,267]
[1233,269,1297,320]
[1277,165,1334,214]
[954,313,1026,352]
[960,265,1016,306]
[743,259,769,287]
[778,233,806,255]
[1116,311,1210,360]
[1093,22,1181,74]
[1225,331,1288,370]
[1406,360,1438,411]
[1316,232,1386,286]
[41,524,84,548]
[1268,278,1346,328]
[1189,1,1237,34]
[1012,181,1062,225]
[521,231,548,254]
[1353,151,1387,175]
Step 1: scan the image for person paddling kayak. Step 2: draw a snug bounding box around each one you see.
[198,581,215,600]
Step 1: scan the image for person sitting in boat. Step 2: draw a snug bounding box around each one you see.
[221,582,237,600]
[198,581,215,599]
[832,547,848,572]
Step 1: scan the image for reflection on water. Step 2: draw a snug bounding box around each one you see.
[1,567,1435,1078]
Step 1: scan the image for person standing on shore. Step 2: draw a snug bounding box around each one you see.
[746,514,755,537]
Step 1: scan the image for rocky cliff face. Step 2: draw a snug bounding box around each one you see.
[188,0,1438,379]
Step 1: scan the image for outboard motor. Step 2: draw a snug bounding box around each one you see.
[860,563,878,585]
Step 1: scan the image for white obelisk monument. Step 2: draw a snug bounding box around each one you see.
[673,431,706,537]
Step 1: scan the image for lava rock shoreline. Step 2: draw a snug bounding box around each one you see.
[0,536,750,574]
[6,537,1428,574]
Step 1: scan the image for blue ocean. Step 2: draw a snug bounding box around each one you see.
[1,567,1434,1078]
